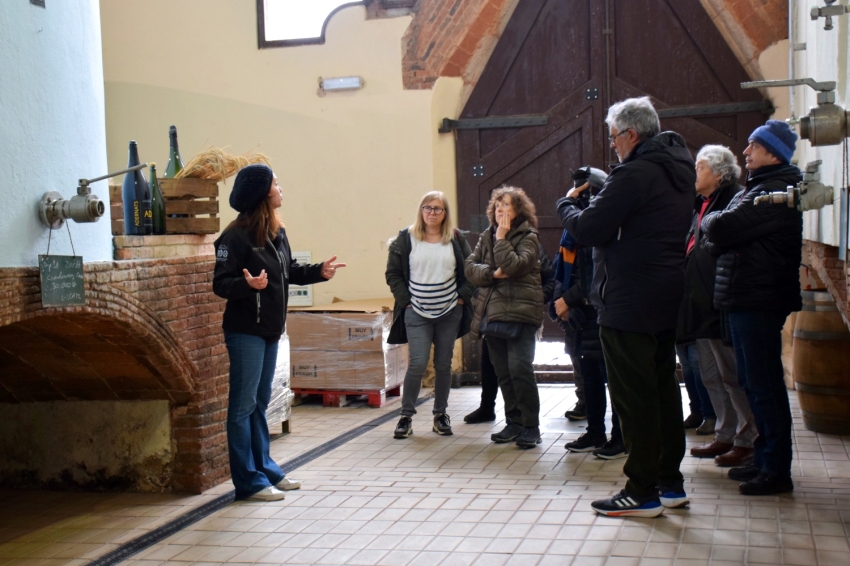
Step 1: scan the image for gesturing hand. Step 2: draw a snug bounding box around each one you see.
[495,214,512,240]
[566,181,590,200]
[244,268,268,290]
[321,255,347,280]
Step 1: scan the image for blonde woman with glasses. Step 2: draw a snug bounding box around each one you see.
[386,192,475,439]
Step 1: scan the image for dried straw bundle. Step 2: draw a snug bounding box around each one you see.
[175,147,271,182]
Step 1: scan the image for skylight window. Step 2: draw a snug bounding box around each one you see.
[258,0,361,46]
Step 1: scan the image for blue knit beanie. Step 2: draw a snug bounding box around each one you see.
[749,120,798,164]
[230,164,274,213]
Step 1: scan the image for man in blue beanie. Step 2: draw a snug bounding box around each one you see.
[701,119,802,496]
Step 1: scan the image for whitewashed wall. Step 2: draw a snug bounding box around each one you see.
[792,0,850,247]
[0,1,112,267]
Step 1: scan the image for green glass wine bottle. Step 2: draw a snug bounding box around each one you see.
[164,125,184,178]
[149,163,166,235]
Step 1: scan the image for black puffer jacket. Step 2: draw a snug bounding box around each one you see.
[558,132,696,333]
[213,227,326,338]
[701,164,803,313]
[676,181,739,342]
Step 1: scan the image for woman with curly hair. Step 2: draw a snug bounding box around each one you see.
[465,186,544,448]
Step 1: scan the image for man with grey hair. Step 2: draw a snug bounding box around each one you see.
[678,145,757,469]
[558,96,694,517]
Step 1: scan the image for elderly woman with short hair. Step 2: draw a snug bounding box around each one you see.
[678,145,757,467]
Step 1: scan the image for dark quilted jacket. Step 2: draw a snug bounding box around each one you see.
[701,164,803,313]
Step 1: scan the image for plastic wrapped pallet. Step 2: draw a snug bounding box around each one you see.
[267,331,293,428]
[287,298,408,391]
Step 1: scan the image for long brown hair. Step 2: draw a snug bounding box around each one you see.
[226,197,285,246]
[486,186,538,229]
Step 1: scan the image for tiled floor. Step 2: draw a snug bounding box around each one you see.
[2,382,850,566]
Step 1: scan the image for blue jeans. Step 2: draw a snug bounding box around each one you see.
[676,342,715,418]
[580,356,621,440]
[224,331,285,498]
[728,310,792,478]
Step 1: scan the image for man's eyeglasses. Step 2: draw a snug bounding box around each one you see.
[421,206,445,215]
[608,129,631,144]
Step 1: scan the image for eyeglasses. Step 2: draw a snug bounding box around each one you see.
[608,129,631,144]
[421,206,445,215]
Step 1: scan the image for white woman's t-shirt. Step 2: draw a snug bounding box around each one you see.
[408,234,458,318]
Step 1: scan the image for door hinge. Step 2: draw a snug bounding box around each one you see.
[657,100,773,119]
[439,115,548,133]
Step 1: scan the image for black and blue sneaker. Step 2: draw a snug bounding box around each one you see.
[590,489,664,518]
[658,484,689,509]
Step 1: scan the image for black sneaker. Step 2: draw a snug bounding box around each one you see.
[463,406,496,424]
[491,423,523,443]
[516,426,542,448]
[728,464,760,482]
[433,414,453,435]
[393,416,412,439]
[593,439,628,460]
[739,473,794,496]
[590,488,664,518]
[565,403,586,421]
[565,432,606,453]
[658,484,689,508]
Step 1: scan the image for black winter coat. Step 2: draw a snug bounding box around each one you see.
[701,163,804,314]
[385,228,475,345]
[213,227,326,338]
[676,181,739,342]
[558,132,696,333]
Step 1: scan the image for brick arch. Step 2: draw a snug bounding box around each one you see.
[0,283,196,405]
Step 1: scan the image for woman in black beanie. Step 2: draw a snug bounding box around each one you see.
[213,164,345,501]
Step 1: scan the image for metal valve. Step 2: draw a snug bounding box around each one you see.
[754,160,834,212]
[39,163,147,229]
[811,0,850,31]
[742,78,849,146]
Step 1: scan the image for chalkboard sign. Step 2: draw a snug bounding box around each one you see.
[38,255,85,307]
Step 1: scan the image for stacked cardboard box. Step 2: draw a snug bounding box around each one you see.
[287,299,408,391]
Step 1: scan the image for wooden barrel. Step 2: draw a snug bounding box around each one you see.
[792,290,850,435]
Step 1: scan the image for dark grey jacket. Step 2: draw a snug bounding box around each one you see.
[676,181,739,342]
[558,132,696,333]
[701,163,803,314]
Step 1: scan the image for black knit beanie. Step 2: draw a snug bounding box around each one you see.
[230,164,274,213]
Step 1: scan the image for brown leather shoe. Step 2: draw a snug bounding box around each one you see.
[714,446,754,467]
[690,441,733,458]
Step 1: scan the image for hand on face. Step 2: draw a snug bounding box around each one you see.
[494,197,515,240]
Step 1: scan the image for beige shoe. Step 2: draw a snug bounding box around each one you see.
[247,486,286,501]
[275,477,301,491]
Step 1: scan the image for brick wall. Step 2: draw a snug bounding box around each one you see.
[0,249,229,493]
[805,240,850,329]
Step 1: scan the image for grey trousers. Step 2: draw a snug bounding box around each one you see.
[400,305,462,417]
[695,338,757,448]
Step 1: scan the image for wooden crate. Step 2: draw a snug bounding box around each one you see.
[109,178,220,235]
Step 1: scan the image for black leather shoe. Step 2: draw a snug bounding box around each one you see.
[739,473,794,496]
[683,412,703,429]
[463,406,496,423]
[491,423,523,443]
[728,464,760,482]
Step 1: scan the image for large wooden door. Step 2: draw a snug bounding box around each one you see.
[456,0,769,338]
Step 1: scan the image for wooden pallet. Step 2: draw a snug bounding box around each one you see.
[292,384,402,408]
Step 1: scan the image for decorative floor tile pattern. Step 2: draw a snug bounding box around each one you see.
[1,381,850,565]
